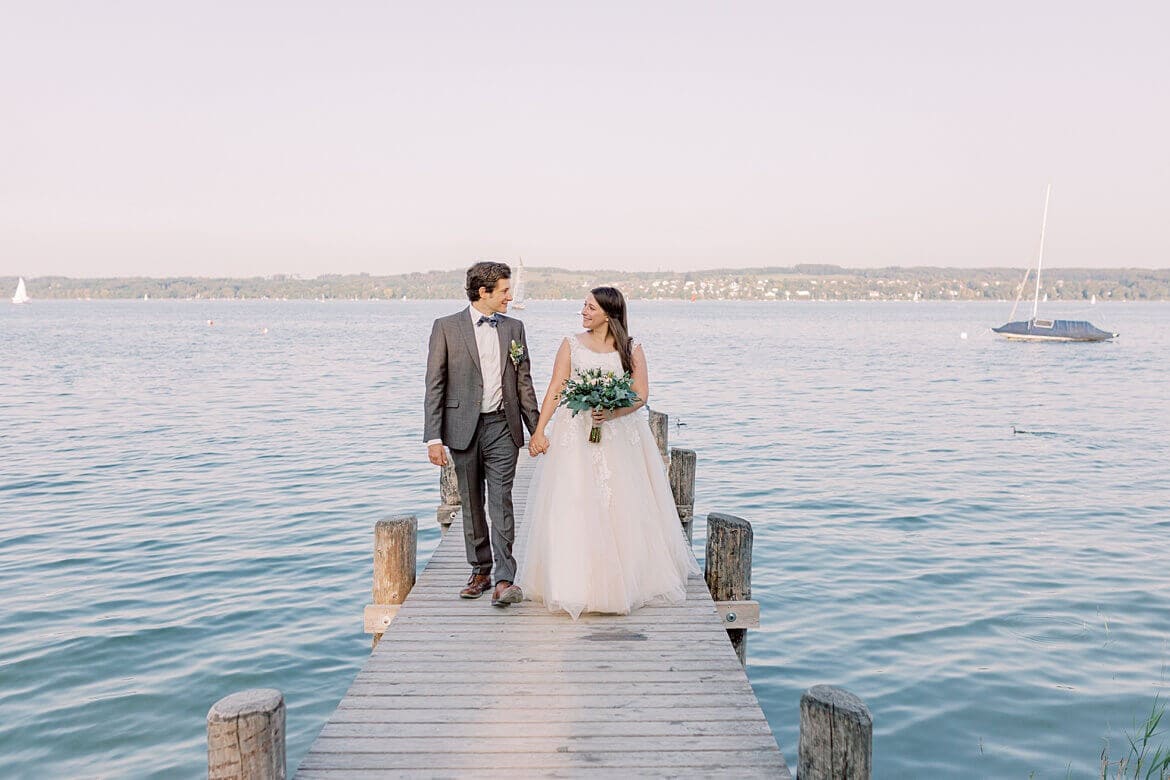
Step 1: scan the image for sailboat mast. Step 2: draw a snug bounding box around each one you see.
[1031,184,1052,320]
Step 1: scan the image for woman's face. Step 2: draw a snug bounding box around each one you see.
[581,293,607,331]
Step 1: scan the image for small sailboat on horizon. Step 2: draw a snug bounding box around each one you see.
[11,277,30,304]
[511,256,527,310]
[992,186,1118,343]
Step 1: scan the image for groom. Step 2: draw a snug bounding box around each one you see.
[424,261,540,606]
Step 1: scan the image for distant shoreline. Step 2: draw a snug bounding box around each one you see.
[5,265,1169,302]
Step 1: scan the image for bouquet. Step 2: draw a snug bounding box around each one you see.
[559,368,640,443]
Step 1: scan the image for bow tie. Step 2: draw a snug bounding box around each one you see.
[476,314,500,328]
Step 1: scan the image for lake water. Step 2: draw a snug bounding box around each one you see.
[1,299,1167,778]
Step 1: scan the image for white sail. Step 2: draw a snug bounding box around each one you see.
[12,277,30,304]
[512,257,527,309]
[1030,184,1052,320]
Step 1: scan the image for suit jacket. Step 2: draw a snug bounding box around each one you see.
[424,309,540,450]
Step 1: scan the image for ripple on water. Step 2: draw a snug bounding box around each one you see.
[999,614,1092,646]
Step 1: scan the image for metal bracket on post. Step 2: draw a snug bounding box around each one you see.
[436,504,459,535]
[363,604,403,635]
[714,600,760,629]
[677,504,694,543]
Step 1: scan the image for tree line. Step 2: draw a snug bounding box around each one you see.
[6,265,1169,301]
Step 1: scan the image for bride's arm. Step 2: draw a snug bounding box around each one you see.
[529,339,572,455]
[597,344,648,422]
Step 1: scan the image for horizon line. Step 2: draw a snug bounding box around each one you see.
[6,263,1170,281]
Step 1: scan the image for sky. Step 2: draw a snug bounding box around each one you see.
[2,1,1168,277]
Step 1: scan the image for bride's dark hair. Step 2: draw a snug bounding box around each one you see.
[590,286,634,375]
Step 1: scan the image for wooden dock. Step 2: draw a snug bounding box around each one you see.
[297,454,792,778]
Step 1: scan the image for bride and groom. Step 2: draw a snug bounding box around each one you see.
[423,261,697,618]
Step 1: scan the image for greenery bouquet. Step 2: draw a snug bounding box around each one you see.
[559,367,640,443]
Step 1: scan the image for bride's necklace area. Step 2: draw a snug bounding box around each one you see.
[581,329,617,354]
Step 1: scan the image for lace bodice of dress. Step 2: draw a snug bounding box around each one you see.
[567,334,628,375]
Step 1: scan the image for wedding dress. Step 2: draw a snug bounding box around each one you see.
[515,335,700,619]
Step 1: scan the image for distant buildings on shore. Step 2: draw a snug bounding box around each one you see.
[7,266,1169,302]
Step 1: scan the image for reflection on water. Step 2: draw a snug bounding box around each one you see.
[1,300,1168,777]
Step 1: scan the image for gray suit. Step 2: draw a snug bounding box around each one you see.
[424,309,539,583]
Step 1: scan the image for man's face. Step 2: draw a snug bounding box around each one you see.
[480,277,512,314]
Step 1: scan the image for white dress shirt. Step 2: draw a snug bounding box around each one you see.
[470,305,504,414]
[426,306,503,448]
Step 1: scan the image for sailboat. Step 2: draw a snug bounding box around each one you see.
[11,277,30,304]
[992,186,1117,342]
[511,257,527,310]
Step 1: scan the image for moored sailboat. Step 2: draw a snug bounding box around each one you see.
[992,186,1118,342]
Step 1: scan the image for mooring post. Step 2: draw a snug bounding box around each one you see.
[798,685,873,779]
[368,515,417,649]
[648,408,669,467]
[669,447,696,543]
[705,512,753,665]
[437,457,460,535]
[207,688,286,780]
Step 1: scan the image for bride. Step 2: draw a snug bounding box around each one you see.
[502,286,699,619]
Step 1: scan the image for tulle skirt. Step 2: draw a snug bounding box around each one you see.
[515,407,700,620]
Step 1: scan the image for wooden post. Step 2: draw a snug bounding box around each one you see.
[648,408,669,467]
[705,512,752,665]
[437,457,460,535]
[372,515,417,649]
[207,689,286,780]
[798,685,873,780]
[669,447,696,543]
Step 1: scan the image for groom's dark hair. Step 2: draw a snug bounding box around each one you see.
[466,261,511,302]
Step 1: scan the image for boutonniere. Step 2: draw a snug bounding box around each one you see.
[509,340,526,367]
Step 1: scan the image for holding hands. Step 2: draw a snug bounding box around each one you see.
[528,431,550,457]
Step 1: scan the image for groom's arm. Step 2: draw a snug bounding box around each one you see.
[423,319,447,445]
[516,323,540,435]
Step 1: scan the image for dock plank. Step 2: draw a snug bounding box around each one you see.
[300,454,789,778]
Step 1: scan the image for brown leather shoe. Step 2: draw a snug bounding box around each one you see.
[491,580,521,607]
[460,573,492,599]
[495,583,523,607]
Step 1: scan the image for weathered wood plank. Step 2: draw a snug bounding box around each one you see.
[382,614,727,627]
[362,647,739,660]
[308,734,785,755]
[352,670,748,683]
[358,666,743,680]
[335,694,767,709]
[298,749,788,771]
[359,624,726,637]
[343,681,758,697]
[325,706,771,725]
[317,720,775,738]
[299,769,784,780]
